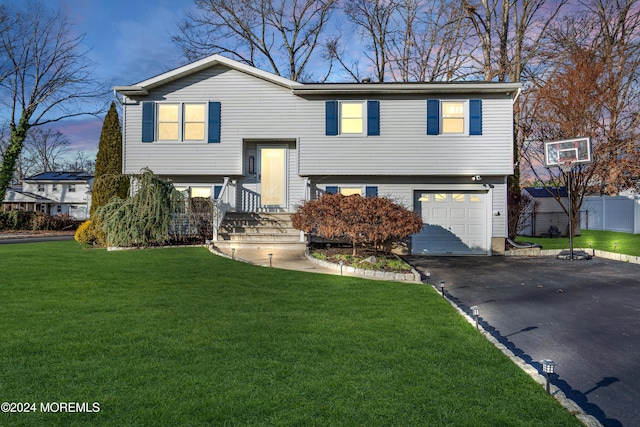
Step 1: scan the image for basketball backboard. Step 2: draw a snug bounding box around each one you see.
[544,137,592,168]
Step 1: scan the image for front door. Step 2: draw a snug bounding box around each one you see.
[259,146,287,210]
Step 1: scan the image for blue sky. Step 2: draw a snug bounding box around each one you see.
[5,0,197,160]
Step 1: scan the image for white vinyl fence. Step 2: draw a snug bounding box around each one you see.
[581,195,640,234]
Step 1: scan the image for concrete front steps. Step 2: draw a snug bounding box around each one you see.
[213,212,307,250]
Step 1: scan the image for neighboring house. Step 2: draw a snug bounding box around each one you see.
[520,187,580,237]
[114,55,520,255]
[2,172,94,220]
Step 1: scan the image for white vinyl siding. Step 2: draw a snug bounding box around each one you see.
[299,95,514,176]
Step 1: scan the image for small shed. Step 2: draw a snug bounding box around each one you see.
[521,187,580,237]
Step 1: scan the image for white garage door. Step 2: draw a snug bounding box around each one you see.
[412,191,489,255]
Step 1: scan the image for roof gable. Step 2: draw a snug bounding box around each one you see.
[114,54,302,96]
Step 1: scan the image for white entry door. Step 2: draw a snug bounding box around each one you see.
[412,191,489,255]
[259,147,287,210]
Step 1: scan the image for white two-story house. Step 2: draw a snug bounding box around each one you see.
[114,55,519,255]
[2,172,93,220]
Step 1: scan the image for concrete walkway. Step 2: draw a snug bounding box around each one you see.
[211,246,345,276]
[209,246,421,282]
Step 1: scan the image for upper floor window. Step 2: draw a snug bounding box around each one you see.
[68,184,76,192]
[156,103,205,141]
[158,104,179,140]
[52,184,58,192]
[326,100,380,136]
[442,102,465,134]
[427,99,482,136]
[183,104,206,140]
[340,102,364,135]
[142,101,221,143]
[37,184,44,192]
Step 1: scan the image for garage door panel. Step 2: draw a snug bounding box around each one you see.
[432,207,448,219]
[413,191,488,255]
[450,208,465,219]
[467,208,484,219]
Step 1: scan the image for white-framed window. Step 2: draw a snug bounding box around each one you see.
[427,99,482,136]
[68,184,76,192]
[37,184,45,192]
[183,104,206,140]
[340,101,365,135]
[52,184,58,192]
[441,101,465,134]
[156,103,206,141]
[157,104,180,141]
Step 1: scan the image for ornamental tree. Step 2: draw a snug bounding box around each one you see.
[291,193,423,256]
[91,101,128,216]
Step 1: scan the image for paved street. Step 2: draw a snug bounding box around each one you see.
[404,255,640,427]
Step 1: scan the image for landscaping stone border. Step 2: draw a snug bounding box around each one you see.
[505,247,640,264]
[304,249,422,283]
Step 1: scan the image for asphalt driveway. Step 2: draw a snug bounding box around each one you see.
[404,255,640,427]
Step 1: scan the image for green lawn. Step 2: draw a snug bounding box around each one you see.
[0,241,581,426]
[516,229,640,256]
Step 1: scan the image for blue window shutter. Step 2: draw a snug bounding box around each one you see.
[208,101,221,143]
[469,99,482,135]
[142,102,155,142]
[213,185,222,199]
[326,101,338,136]
[365,186,378,197]
[326,186,338,194]
[367,100,380,136]
[427,99,440,135]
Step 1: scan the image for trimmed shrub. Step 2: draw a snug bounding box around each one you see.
[74,220,93,244]
[292,193,423,256]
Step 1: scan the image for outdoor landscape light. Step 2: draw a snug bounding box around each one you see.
[339,260,344,275]
[426,271,431,283]
[268,253,273,267]
[439,280,445,297]
[614,242,618,252]
[231,248,236,259]
[541,359,556,394]
[471,306,480,330]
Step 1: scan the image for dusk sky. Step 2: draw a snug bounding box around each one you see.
[5,0,198,161]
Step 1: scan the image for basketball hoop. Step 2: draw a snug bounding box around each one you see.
[557,160,575,173]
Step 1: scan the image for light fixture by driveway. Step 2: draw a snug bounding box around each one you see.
[231,248,235,260]
[339,260,344,275]
[439,280,445,297]
[471,306,480,330]
[541,359,556,394]
[268,253,273,267]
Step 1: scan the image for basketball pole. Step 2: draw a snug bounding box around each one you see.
[568,168,573,260]
[559,160,575,259]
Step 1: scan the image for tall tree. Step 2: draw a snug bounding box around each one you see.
[91,101,127,216]
[0,2,102,203]
[521,46,605,235]
[173,0,337,81]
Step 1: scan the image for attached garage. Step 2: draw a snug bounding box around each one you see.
[412,190,490,255]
